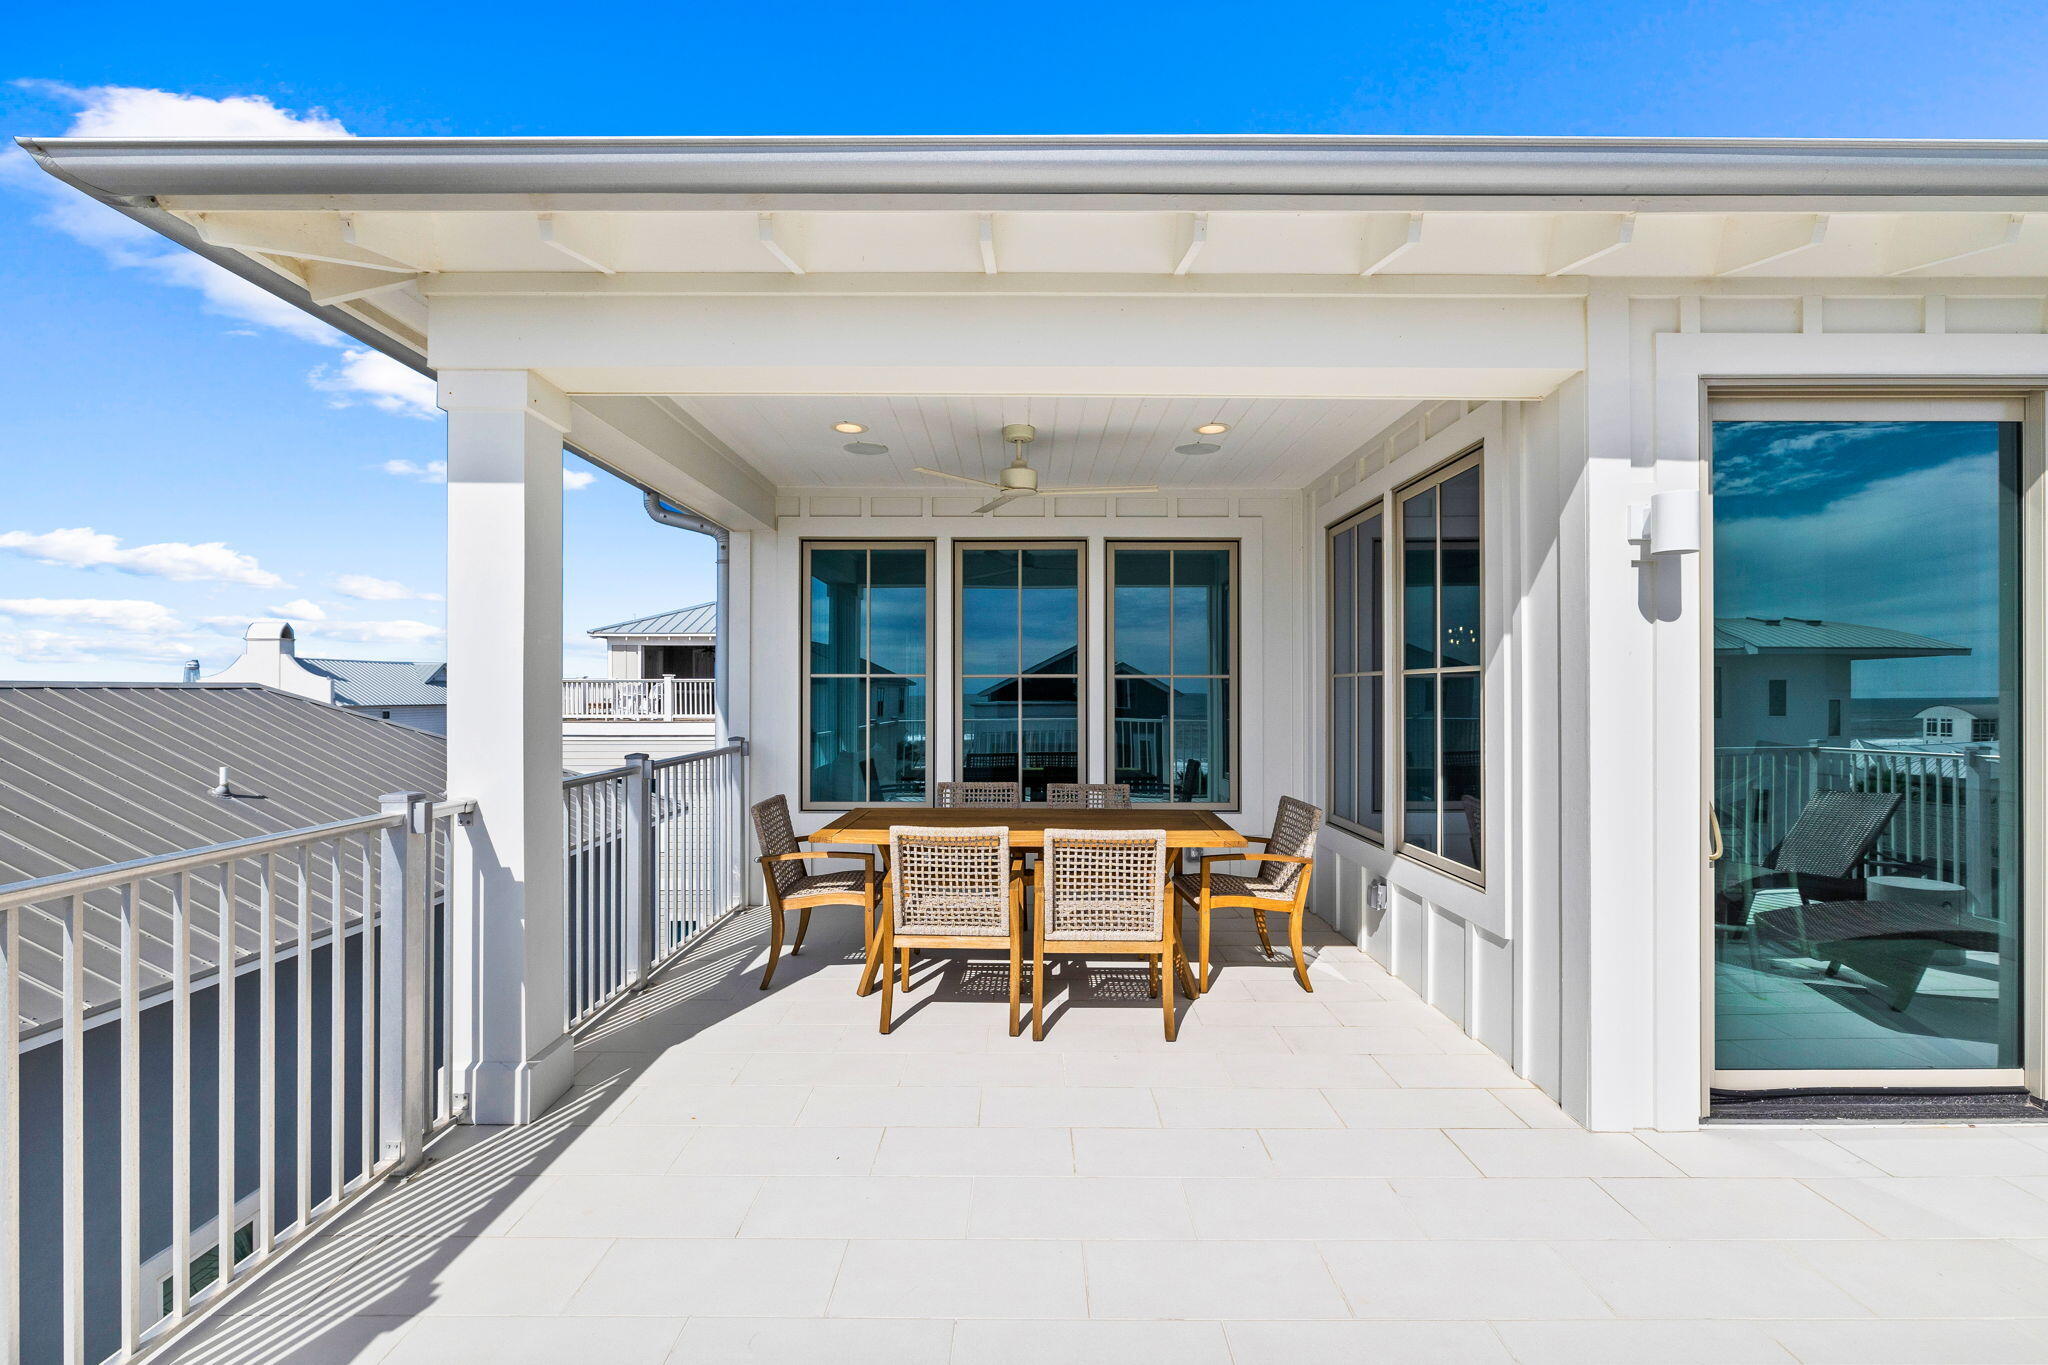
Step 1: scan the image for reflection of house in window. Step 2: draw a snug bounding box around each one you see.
[1713,617,1969,746]
[960,645,1081,793]
[1110,665,1213,801]
[1918,702,1998,745]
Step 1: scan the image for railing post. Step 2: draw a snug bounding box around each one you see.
[378,792,432,1173]
[625,754,657,988]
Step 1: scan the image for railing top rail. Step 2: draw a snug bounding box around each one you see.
[564,764,637,789]
[1714,744,1997,761]
[0,810,402,912]
[652,740,748,770]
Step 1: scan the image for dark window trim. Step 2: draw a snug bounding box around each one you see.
[1326,500,1386,844]
[800,539,935,811]
[1104,538,1241,812]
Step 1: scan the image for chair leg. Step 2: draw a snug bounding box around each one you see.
[1288,910,1312,992]
[1031,941,1047,1042]
[792,906,814,956]
[760,901,786,990]
[1147,954,1161,997]
[1252,908,1275,958]
[857,900,881,997]
[1160,942,1178,1042]
[1171,910,1199,999]
[900,947,912,988]
[1008,930,1023,1037]
[1198,902,1213,994]
[878,925,895,1034]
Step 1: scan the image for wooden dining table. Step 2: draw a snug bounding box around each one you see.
[809,806,1250,997]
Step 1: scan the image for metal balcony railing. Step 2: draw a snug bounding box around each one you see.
[0,795,468,1364]
[561,677,715,721]
[562,741,750,1030]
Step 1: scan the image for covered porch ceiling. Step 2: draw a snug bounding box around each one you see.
[672,394,1415,490]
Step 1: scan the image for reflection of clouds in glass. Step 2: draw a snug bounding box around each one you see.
[1717,450,1998,696]
[1713,421,1995,505]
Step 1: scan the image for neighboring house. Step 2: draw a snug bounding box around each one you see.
[0,682,443,1363]
[1920,701,1999,745]
[563,604,720,772]
[205,620,447,734]
[1712,616,1970,746]
[589,602,716,680]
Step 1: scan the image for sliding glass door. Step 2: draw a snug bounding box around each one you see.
[1709,401,2025,1082]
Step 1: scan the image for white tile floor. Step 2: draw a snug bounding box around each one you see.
[157,907,2048,1364]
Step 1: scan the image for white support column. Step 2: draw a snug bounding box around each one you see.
[441,369,576,1125]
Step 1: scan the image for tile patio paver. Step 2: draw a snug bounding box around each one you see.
[151,906,2048,1362]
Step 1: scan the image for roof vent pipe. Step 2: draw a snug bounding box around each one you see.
[183,659,201,683]
[212,766,232,797]
[642,492,733,744]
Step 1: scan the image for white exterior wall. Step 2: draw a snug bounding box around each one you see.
[1716,654,1849,748]
[749,491,1310,840]
[563,721,719,771]
[1306,397,1574,1104]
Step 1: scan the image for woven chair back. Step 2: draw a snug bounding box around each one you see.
[1040,827,1169,941]
[1249,795,1324,895]
[887,825,1013,936]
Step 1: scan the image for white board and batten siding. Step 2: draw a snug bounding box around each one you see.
[1307,398,1573,1107]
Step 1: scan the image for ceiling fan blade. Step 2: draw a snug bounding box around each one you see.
[914,466,1001,489]
[972,491,1032,515]
[1039,484,1161,495]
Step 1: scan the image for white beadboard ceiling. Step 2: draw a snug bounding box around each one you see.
[671,395,1416,490]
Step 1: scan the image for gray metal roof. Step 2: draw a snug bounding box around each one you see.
[0,683,444,1037]
[588,602,716,639]
[23,135,2048,201]
[299,656,448,708]
[1713,617,1969,658]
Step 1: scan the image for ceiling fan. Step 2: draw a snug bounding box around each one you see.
[916,424,1158,515]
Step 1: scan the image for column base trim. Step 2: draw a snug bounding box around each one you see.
[467,1031,577,1124]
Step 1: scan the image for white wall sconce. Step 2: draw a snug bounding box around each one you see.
[1629,489,1702,556]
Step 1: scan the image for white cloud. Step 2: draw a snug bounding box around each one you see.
[562,468,597,491]
[270,598,327,621]
[13,83,356,346]
[22,81,349,138]
[316,619,444,645]
[0,526,285,588]
[0,597,183,633]
[333,573,441,602]
[311,350,439,419]
[15,83,448,420]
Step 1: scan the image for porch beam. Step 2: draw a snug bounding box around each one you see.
[439,369,576,1125]
[428,291,1588,399]
[567,395,777,533]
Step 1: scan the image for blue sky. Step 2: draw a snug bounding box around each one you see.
[3,0,2044,679]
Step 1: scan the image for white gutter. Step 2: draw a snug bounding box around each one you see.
[20,133,2048,200]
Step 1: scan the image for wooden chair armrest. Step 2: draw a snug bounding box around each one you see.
[760,849,877,869]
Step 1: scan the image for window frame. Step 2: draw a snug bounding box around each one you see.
[1327,500,1387,843]
[952,539,1088,802]
[800,539,935,811]
[1104,538,1241,810]
[1392,445,1486,885]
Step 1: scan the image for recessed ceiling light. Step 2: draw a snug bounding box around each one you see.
[832,421,868,435]
[844,441,889,456]
[1174,441,1221,456]
[1194,421,1230,436]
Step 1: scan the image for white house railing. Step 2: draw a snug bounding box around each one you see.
[562,677,715,721]
[1714,743,2003,912]
[562,741,750,1030]
[0,794,467,1365]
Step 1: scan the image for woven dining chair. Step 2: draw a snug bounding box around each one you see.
[1032,827,1187,1041]
[879,825,1027,1035]
[1045,783,1134,808]
[934,781,1022,806]
[752,794,882,993]
[1173,795,1324,993]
